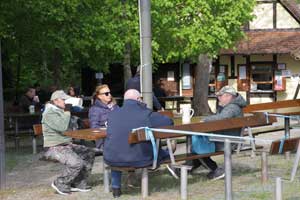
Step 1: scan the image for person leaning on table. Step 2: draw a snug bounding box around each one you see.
[188,85,247,180]
[88,84,119,155]
[104,89,173,198]
[42,90,95,195]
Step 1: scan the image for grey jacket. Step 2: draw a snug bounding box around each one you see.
[204,94,247,150]
[42,103,72,147]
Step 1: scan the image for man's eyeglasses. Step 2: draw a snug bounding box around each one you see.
[100,92,111,96]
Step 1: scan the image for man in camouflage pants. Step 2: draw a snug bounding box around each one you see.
[42,90,95,195]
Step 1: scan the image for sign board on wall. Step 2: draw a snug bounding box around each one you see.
[182,63,191,89]
[167,71,175,81]
[95,72,103,79]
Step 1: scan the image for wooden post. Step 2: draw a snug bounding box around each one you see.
[275,177,282,200]
[285,151,291,160]
[261,152,268,183]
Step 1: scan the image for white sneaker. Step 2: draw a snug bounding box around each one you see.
[166,165,179,179]
[70,187,91,192]
[51,182,70,195]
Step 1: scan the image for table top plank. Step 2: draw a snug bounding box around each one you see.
[255,106,300,116]
[243,99,300,113]
[64,128,106,140]
[129,112,276,144]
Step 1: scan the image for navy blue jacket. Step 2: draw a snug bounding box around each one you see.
[126,74,162,110]
[88,99,118,128]
[104,99,173,167]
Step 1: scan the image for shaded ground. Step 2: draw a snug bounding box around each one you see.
[2,129,300,200]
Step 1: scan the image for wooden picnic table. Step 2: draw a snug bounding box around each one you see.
[243,99,300,113]
[254,106,300,138]
[62,112,277,199]
[4,112,42,149]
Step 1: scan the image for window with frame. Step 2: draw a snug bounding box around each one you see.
[250,63,273,91]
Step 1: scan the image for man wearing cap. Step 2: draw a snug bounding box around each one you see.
[42,90,95,195]
[189,85,247,180]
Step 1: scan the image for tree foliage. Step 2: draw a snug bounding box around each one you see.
[1,0,255,108]
[152,0,255,114]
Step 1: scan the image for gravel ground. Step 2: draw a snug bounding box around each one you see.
[2,128,300,200]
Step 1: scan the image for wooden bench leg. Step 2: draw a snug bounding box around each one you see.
[141,168,148,198]
[247,127,256,158]
[32,136,37,154]
[103,163,110,193]
[167,139,175,164]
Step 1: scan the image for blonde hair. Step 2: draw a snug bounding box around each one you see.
[92,84,116,105]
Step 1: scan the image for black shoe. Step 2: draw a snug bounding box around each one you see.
[92,148,103,156]
[207,167,225,181]
[112,188,122,198]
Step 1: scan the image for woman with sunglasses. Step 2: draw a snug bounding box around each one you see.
[89,84,118,153]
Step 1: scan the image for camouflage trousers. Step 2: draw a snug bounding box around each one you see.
[44,143,95,191]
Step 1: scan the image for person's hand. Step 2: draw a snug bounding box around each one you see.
[33,96,40,103]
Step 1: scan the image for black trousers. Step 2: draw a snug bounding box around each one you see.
[193,157,218,171]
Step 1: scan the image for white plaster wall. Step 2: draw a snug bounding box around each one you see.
[250,3,273,29]
[277,3,300,28]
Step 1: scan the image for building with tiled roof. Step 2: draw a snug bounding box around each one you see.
[216,0,300,104]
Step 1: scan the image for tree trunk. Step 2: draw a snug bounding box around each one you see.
[15,39,22,104]
[123,42,132,89]
[192,54,212,116]
[52,48,61,87]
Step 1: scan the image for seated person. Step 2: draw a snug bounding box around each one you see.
[103,89,173,198]
[189,85,247,180]
[67,86,77,97]
[42,90,95,195]
[34,82,48,105]
[126,65,163,111]
[19,87,40,112]
[88,84,118,152]
[66,86,84,112]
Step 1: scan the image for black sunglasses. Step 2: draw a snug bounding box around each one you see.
[100,92,111,96]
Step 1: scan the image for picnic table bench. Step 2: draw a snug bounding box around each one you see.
[113,112,276,199]
[36,111,277,199]
[243,99,300,137]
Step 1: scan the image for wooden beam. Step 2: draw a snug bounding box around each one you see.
[129,113,276,144]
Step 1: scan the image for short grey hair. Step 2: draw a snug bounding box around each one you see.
[124,89,141,100]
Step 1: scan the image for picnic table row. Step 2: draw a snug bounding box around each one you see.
[6,99,300,199]
[63,112,278,199]
[62,100,300,199]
